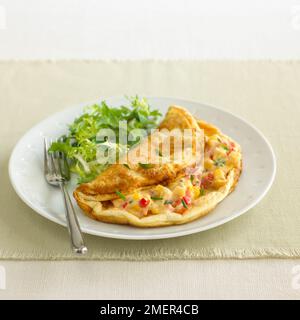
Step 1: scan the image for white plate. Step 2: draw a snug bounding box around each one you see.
[9,97,276,240]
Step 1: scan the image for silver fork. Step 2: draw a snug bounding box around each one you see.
[44,138,87,254]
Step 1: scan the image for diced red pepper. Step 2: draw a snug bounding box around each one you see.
[139,198,150,208]
[182,196,192,206]
[172,199,182,208]
[227,141,235,155]
[207,172,214,180]
[122,202,128,209]
[185,187,192,197]
[201,172,214,188]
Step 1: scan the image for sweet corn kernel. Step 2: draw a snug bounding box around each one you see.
[214,179,227,188]
[186,179,193,189]
[150,205,160,214]
[192,186,200,199]
[228,151,241,167]
[154,185,172,198]
[204,158,215,170]
[173,186,186,197]
[207,138,218,148]
[214,168,226,180]
[130,203,140,211]
[155,185,165,193]
[210,134,220,141]
[213,148,227,160]
[132,192,141,201]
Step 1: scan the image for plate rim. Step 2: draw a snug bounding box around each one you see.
[8,96,277,240]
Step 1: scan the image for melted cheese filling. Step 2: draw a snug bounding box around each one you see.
[111,133,241,217]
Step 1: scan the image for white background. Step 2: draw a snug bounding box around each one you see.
[1,0,300,300]
[0,0,300,59]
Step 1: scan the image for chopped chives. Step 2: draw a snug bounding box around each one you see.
[222,145,229,151]
[138,163,153,169]
[151,196,163,201]
[181,198,188,209]
[115,190,126,201]
[213,158,226,167]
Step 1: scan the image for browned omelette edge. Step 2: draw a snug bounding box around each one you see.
[73,119,242,228]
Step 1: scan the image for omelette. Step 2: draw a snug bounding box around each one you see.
[73,106,242,227]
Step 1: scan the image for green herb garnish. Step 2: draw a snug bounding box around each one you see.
[222,145,229,151]
[48,96,161,183]
[138,163,153,169]
[164,200,173,205]
[213,158,226,167]
[200,188,205,196]
[181,198,188,209]
[151,196,163,201]
[190,175,194,183]
[115,190,126,201]
[123,164,131,169]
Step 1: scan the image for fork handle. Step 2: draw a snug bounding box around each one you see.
[59,182,88,254]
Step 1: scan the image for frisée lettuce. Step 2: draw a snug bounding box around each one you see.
[49,96,162,183]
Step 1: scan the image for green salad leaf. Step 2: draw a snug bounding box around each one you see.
[49,96,162,184]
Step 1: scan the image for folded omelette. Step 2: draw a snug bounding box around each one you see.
[73,106,242,227]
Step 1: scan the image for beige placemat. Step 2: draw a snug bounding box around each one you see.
[0,60,299,260]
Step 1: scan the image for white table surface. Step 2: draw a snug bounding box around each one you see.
[1,0,300,299]
[0,260,300,299]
